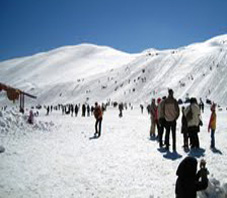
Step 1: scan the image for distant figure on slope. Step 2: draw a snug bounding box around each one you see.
[87,105,90,117]
[208,103,217,149]
[94,102,103,138]
[147,104,151,115]
[140,104,144,114]
[70,104,74,117]
[163,89,180,151]
[28,110,34,124]
[199,98,205,113]
[150,98,157,138]
[118,102,124,118]
[184,98,202,149]
[75,104,79,117]
[46,106,50,115]
[175,157,209,198]
[82,104,86,117]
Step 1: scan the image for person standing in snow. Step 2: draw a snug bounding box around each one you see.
[94,102,103,138]
[75,104,79,117]
[87,105,90,117]
[184,98,201,149]
[163,89,179,151]
[28,110,34,124]
[46,106,50,115]
[157,96,166,148]
[175,157,209,198]
[156,98,161,139]
[140,104,144,114]
[82,104,86,117]
[150,98,157,138]
[208,103,217,149]
[118,102,124,118]
[199,98,205,113]
[181,106,189,149]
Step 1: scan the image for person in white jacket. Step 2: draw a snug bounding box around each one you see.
[184,98,202,149]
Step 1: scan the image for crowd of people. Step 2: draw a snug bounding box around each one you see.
[2,88,219,197]
[147,89,217,152]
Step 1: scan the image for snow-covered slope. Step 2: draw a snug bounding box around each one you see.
[0,35,227,105]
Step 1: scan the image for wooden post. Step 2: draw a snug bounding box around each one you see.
[19,94,25,113]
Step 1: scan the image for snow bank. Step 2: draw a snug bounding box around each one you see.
[199,178,227,198]
[0,110,54,134]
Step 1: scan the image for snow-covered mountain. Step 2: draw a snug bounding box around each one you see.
[0,34,227,106]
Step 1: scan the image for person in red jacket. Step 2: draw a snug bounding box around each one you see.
[94,102,103,138]
[208,103,217,149]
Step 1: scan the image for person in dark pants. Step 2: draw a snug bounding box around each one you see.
[175,157,209,198]
[75,104,79,117]
[82,104,86,117]
[163,89,180,151]
[94,102,103,138]
[157,96,166,148]
[181,106,189,148]
[185,98,201,149]
[118,103,124,118]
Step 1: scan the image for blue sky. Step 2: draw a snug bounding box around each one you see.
[0,0,227,61]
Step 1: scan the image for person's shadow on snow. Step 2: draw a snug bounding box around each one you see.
[163,151,182,160]
[188,147,206,158]
[89,136,99,140]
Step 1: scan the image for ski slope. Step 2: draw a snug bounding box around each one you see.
[0,34,227,106]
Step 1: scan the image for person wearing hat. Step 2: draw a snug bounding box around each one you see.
[208,103,217,149]
[175,157,209,198]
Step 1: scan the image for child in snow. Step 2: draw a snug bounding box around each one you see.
[175,157,209,198]
[208,103,217,149]
[28,110,34,124]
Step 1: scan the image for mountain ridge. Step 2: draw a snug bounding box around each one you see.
[0,34,227,106]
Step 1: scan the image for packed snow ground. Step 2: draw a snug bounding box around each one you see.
[1,106,227,198]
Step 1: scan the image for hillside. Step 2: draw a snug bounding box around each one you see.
[0,35,227,106]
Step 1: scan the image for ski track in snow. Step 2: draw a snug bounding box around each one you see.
[1,107,227,198]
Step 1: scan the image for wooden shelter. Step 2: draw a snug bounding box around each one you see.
[0,82,37,113]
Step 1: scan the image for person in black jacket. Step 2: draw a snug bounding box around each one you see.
[175,157,209,198]
[181,106,189,149]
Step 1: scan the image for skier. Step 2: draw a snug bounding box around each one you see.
[94,102,103,138]
[163,89,179,151]
[175,157,209,198]
[185,98,201,149]
[208,103,217,149]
